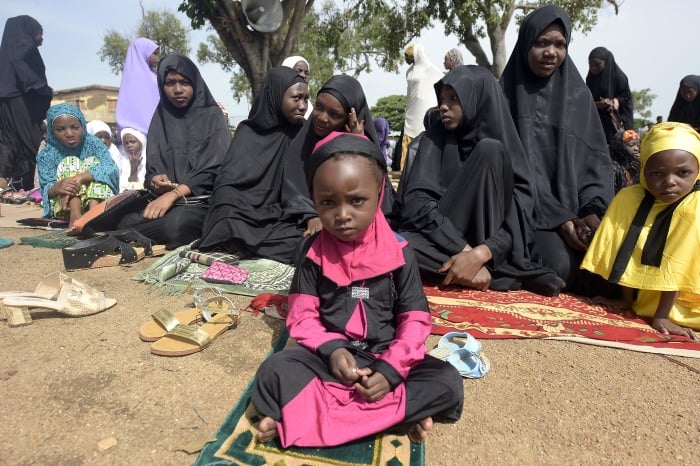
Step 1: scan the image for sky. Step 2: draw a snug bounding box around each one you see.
[2,0,696,127]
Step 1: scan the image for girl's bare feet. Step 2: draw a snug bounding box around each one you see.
[407,417,432,444]
[255,416,278,443]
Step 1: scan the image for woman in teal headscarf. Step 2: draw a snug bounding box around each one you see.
[37,103,119,229]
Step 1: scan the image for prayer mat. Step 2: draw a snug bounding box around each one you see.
[425,285,700,358]
[19,230,77,249]
[194,330,425,466]
[134,245,295,297]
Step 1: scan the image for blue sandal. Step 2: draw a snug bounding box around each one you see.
[428,331,481,360]
[446,348,491,379]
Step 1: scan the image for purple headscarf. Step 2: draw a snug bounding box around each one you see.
[116,38,159,135]
[373,117,390,159]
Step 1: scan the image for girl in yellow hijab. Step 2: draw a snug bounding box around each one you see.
[581,122,700,341]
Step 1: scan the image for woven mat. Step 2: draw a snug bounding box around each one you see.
[194,330,424,466]
[425,285,700,358]
[19,230,77,249]
[133,245,295,297]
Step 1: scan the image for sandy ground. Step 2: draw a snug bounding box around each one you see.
[1,225,700,466]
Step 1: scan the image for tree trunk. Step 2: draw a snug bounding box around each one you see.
[461,27,492,71]
[195,0,311,99]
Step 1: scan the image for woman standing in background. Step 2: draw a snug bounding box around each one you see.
[0,15,52,191]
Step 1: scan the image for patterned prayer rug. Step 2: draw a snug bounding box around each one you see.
[194,330,425,466]
[134,245,295,297]
[425,285,700,358]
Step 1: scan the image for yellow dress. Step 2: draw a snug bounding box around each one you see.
[580,184,700,329]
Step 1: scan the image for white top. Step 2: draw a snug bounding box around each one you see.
[404,44,443,138]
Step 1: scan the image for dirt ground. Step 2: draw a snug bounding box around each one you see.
[1,225,700,466]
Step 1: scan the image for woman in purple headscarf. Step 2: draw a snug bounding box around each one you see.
[115,38,160,135]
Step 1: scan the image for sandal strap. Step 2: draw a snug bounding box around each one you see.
[167,324,211,347]
[150,309,181,333]
[197,295,240,324]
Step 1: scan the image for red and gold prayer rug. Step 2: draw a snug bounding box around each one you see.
[425,285,700,358]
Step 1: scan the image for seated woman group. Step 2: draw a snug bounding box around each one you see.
[43,6,617,299]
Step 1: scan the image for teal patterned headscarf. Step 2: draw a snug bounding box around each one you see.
[37,103,119,216]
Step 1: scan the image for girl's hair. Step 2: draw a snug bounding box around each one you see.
[324,152,385,188]
[305,131,386,187]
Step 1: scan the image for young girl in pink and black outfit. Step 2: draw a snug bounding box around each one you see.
[251,132,463,447]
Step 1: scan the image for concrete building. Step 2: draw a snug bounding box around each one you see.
[51,84,119,126]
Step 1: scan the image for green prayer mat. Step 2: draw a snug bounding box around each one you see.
[19,230,77,249]
[194,330,425,466]
[133,245,295,297]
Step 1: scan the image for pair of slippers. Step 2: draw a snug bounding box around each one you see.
[428,332,490,379]
[62,230,165,271]
[0,272,117,327]
[138,294,240,356]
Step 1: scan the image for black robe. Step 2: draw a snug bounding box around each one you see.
[585,46,634,142]
[117,55,231,248]
[398,65,560,294]
[499,5,614,288]
[0,15,52,189]
[668,75,700,131]
[196,67,315,263]
[284,74,397,223]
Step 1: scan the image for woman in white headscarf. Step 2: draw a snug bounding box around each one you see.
[86,120,121,166]
[118,128,147,192]
[401,43,443,169]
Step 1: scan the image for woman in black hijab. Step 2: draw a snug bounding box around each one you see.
[0,15,52,191]
[499,5,614,292]
[195,67,318,263]
[398,65,563,296]
[586,46,634,143]
[668,75,700,131]
[285,74,397,222]
[117,55,231,248]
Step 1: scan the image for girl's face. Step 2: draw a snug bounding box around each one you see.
[312,92,348,138]
[122,133,143,156]
[95,130,112,148]
[588,57,605,76]
[623,138,640,158]
[528,23,567,78]
[439,85,463,132]
[163,71,194,109]
[680,85,698,103]
[644,149,698,203]
[52,115,83,149]
[281,82,309,125]
[312,155,380,242]
[293,60,310,83]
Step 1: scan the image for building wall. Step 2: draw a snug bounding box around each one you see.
[51,86,119,126]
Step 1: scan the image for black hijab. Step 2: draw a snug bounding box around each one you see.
[585,46,634,130]
[198,67,314,250]
[286,75,378,169]
[146,54,231,195]
[285,74,396,218]
[401,65,552,279]
[668,75,700,130]
[499,5,613,229]
[0,15,49,98]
